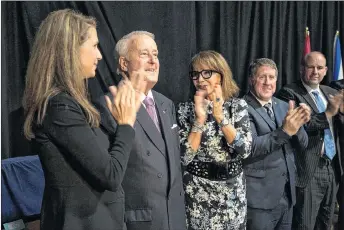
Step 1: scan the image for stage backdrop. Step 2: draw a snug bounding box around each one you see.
[2,1,344,159]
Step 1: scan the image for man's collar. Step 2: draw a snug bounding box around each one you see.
[301,79,320,93]
[140,90,155,104]
[249,90,272,106]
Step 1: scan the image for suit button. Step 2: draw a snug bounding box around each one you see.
[157,173,162,178]
[147,151,151,156]
[282,173,286,176]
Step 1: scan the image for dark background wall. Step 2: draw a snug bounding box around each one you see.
[2,1,344,159]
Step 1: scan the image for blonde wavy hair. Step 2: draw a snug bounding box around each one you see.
[23,9,100,140]
[189,50,239,101]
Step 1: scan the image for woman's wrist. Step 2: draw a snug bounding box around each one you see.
[195,117,206,125]
[191,120,206,133]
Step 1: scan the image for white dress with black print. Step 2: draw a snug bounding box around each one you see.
[177,98,252,230]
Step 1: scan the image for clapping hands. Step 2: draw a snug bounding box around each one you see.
[282,101,311,136]
[105,72,145,127]
[194,84,225,124]
[326,89,344,117]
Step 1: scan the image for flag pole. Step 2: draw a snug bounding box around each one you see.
[303,27,311,59]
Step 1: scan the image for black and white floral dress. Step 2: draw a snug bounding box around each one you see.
[177,98,252,230]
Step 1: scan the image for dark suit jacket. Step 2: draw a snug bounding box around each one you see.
[277,81,343,187]
[243,92,308,209]
[33,92,135,230]
[330,79,344,172]
[93,90,186,230]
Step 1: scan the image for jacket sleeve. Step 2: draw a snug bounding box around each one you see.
[277,86,330,132]
[292,125,309,152]
[43,94,135,191]
[249,115,291,157]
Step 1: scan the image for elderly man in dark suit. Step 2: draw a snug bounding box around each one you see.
[93,31,186,230]
[329,79,344,230]
[277,51,344,230]
[243,58,310,230]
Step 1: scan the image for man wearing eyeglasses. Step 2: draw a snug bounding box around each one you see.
[243,58,310,230]
[277,51,344,230]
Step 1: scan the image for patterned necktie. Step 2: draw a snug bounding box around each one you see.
[143,97,160,132]
[312,91,335,160]
[263,103,276,124]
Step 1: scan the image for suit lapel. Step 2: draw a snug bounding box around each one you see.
[297,82,319,113]
[246,92,276,130]
[136,104,166,157]
[272,98,283,128]
[320,85,332,101]
[256,107,276,130]
[153,91,176,188]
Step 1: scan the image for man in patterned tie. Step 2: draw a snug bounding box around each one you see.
[277,51,344,230]
[243,58,311,230]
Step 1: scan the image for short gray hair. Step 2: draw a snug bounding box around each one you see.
[248,58,278,78]
[115,31,155,74]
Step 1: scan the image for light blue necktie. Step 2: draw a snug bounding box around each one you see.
[312,91,336,160]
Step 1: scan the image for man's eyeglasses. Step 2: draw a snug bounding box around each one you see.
[189,70,222,80]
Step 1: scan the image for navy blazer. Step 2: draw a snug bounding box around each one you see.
[243,92,308,209]
[93,90,186,230]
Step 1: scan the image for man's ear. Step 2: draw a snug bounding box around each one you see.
[300,66,305,76]
[119,57,128,72]
[248,77,253,87]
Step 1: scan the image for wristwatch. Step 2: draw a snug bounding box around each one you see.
[218,117,229,128]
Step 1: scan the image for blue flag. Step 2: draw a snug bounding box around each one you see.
[333,31,343,81]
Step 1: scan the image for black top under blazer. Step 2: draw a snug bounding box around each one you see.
[33,92,135,230]
[277,81,343,187]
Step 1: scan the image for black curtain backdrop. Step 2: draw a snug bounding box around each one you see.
[2,1,344,159]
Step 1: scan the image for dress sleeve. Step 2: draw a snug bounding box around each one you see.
[43,94,135,191]
[176,102,199,165]
[226,99,252,159]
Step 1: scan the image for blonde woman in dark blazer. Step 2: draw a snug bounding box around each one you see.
[23,9,139,230]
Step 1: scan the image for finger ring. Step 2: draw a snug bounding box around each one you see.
[216,98,220,102]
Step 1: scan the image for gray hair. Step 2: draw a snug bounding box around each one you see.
[115,31,155,75]
[248,58,278,78]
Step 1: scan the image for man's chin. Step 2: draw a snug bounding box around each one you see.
[146,75,158,83]
[260,93,273,101]
[307,81,320,88]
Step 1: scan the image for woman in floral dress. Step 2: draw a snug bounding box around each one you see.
[177,50,252,230]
